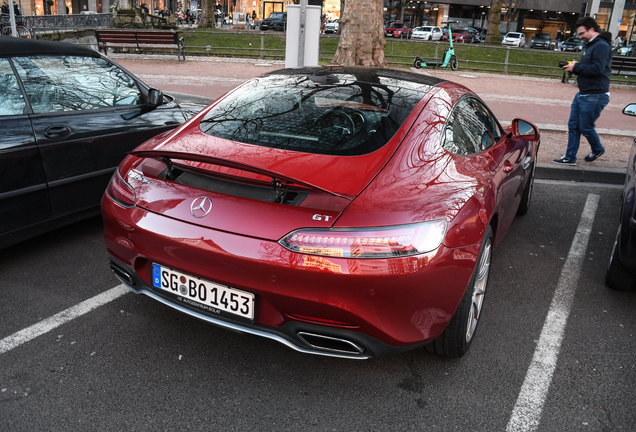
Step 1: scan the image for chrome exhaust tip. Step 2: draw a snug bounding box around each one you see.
[110,263,135,286]
[297,332,365,355]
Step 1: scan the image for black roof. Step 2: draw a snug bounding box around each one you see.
[0,37,101,58]
[263,65,446,88]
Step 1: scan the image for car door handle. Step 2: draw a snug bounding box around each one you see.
[44,126,71,139]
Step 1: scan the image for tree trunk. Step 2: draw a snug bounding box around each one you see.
[485,0,502,45]
[331,0,387,67]
[198,0,216,28]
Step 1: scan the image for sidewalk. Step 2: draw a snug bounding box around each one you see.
[111,54,635,182]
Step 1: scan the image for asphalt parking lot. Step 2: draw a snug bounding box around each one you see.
[2,52,635,430]
[1,180,635,432]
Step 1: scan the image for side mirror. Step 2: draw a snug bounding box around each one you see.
[623,104,636,116]
[147,88,164,108]
[510,119,540,141]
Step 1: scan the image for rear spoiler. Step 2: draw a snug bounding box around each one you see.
[129,149,354,200]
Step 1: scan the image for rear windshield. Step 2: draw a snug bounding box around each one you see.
[199,72,431,156]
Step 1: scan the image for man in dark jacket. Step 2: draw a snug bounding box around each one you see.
[554,17,612,165]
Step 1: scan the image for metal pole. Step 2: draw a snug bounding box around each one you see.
[260,32,264,59]
[297,0,307,67]
[504,47,510,74]
[8,1,17,37]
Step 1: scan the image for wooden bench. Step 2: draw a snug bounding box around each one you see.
[95,29,185,62]
[611,56,636,76]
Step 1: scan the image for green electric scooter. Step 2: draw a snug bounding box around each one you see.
[413,24,458,71]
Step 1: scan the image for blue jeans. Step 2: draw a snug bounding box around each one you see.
[566,92,609,161]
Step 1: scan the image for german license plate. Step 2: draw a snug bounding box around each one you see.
[152,263,255,320]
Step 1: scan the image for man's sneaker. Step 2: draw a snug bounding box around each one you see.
[553,156,576,166]
[584,150,605,162]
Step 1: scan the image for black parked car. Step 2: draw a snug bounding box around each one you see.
[562,37,584,52]
[606,104,636,291]
[0,38,207,249]
[259,12,286,31]
[530,33,553,49]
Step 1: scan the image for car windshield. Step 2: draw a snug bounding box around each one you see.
[565,37,580,43]
[199,71,432,156]
[534,34,550,40]
[391,23,404,28]
[418,27,432,31]
[508,33,521,39]
[268,13,283,19]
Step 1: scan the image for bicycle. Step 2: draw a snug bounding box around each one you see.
[0,14,32,38]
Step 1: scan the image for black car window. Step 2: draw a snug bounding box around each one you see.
[12,56,141,114]
[0,58,26,116]
[441,98,502,155]
[199,73,429,156]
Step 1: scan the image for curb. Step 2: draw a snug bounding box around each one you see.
[536,163,625,184]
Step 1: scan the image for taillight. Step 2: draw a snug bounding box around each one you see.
[279,221,447,259]
[106,171,136,208]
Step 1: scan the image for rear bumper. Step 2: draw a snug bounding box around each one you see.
[102,197,478,359]
[109,255,426,359]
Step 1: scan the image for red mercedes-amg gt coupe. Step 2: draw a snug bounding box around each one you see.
[102,66,540,359]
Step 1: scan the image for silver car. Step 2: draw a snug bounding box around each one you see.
[502,32,526,47]
[412,26,443,41]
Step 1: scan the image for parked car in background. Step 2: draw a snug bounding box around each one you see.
[502,32,526,47]
[442,28,473,43]
[384,22,413,38]
[615,44,634,56]
[324,19,339,34]
[606,103,636,291]
[464,27,485,43]
[102,65,540,360]
[259,12,286,31]
[0,38,207,249]
[562,37,584,52]
[529,33,553,49]
[470,28,487,43]
[411,26,443,41]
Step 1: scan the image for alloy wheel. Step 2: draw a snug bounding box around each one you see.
[466,237,492,342]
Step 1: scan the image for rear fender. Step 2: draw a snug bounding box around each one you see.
[443,193,496,248]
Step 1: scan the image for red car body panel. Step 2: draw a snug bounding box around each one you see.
[442,29,473,43]
[102,67,539,359]
[384,23,412,38]
[102,196,478,346]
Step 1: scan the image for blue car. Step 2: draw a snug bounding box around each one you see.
[606,104,636,290]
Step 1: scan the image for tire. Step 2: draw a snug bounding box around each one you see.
[428,35,432,41]
[16,25,31,38]
[450,56,458,71]
[516,161,536,215]
[413,58,422,68]
[426,225,493,357]
[606,227,635,291]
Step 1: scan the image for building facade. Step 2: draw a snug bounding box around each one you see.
[11,0,636,44]
[383,0,636,42]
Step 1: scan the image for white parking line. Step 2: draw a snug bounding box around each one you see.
[0,284,129,355]
[506,193,600,432]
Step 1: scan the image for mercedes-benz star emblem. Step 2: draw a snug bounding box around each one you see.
[190,196,213,218]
